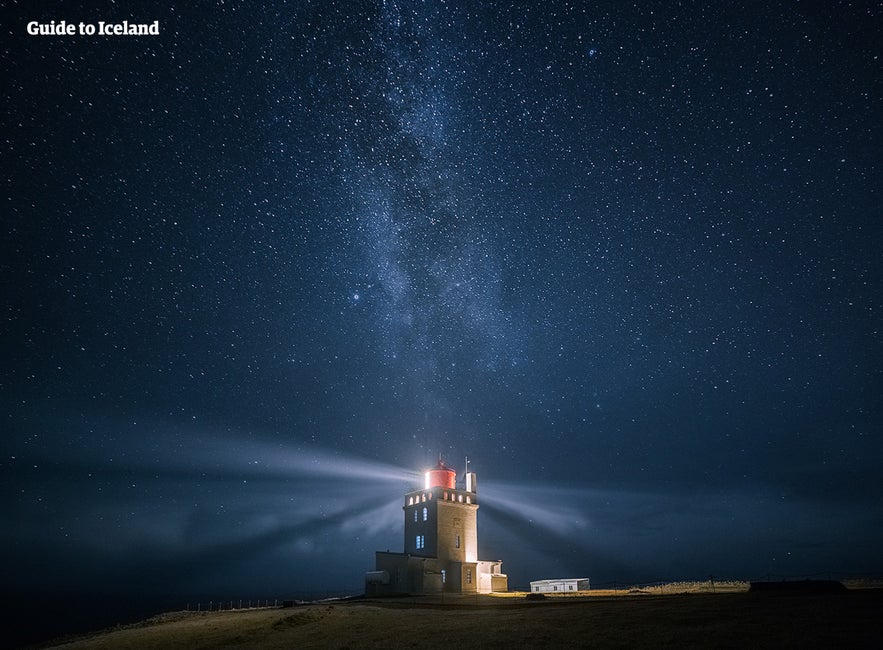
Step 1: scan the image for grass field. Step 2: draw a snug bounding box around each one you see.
[44,587,882,649]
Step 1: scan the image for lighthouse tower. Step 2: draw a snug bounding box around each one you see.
[366,460,508,595]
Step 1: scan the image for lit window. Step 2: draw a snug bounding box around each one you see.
[441,569,446,583]
[466,496,471,504]
[458,494,463,502]
[416,534,425,549]
[466,569,472,584]
[422,507,428,521]
[413,510,417,522]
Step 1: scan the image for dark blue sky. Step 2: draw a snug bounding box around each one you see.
[2,0,881,612]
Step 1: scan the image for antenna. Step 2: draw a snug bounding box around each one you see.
[464,456,475,493]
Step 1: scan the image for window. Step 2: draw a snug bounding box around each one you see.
[415,534,424,549]
[413,509,417,522]
[554,585,558,591]
[455,534,460,549]
[466,569,472,584]
[422,507,428,521]
[441,570,446,583]
[534,586,539,592]
[466,496,471,504]
[569,585,574,590]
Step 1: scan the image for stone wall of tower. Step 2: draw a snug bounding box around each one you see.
[436,499,478,563]
[402,487,478,561]
[403,492,438,557]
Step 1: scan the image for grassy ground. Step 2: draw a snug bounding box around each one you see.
[44,588,881,649]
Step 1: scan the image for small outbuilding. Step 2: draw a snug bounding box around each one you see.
[530,578,590,593]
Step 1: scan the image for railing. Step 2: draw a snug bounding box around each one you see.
[187,599,279,612]
[186,590,362,612]
[519,572,883,595]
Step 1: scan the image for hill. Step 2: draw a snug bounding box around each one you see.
[44,589,882,649]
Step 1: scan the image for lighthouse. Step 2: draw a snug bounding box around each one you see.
[365,460,508,595]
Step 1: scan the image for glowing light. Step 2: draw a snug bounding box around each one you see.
[481,481,594,536]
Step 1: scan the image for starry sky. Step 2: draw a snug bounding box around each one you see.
[2,0,882,621]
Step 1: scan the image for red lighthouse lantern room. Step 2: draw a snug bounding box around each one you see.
[424,460,456,490]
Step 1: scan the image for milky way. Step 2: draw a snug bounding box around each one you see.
[2,1,881,638]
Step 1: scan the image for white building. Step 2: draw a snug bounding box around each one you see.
[530,578,591,593]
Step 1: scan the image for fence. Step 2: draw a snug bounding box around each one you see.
[185,573,883,611]
[186,589,361,613]
[518,571,883,595]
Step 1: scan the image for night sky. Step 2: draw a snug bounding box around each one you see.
[3,0,882,618]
